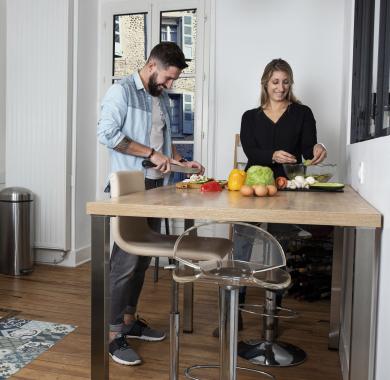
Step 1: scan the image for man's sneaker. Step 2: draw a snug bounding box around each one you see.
[123,317,166,342]
[109,335,141,366]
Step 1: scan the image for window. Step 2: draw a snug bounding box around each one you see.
[160,9,196,183]
[351,0,390,143]
[99,0,209,195]
[112,13,147,80]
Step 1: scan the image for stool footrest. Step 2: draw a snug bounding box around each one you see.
[239,303,298,319]
[184,364,275,380]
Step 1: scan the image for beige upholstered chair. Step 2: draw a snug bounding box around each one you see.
[110,170,231,380]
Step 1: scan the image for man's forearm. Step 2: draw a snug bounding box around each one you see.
[114,136,153,158]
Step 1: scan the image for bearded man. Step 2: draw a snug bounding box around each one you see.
[97,42,204,366]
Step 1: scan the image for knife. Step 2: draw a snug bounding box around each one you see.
[142,159,200,174]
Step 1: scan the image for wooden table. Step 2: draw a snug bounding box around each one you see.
[87,185,382,380]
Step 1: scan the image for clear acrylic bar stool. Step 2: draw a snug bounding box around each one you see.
[172,221,291,380]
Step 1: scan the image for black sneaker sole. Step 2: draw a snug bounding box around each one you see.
[125,334,166,342]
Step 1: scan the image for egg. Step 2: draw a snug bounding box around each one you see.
[267,185,278,196]
[240,185,254,197]
[253,185,268,197]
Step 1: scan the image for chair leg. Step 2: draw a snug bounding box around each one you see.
[154,257,159,283]
[170,276,180,380]
[156,219,170,283]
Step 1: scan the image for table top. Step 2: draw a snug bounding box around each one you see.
[87,185,382,228]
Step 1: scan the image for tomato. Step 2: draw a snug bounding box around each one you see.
[200,181,222,192]
[275,176,288,190]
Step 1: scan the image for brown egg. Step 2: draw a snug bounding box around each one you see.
[253,185,268,197]
[240,185,254,196]
[267,185,278,196]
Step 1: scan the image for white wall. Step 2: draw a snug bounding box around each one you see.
[346,138,390,380]
[4,0,98,266]
[349,139,390,377]
[340,0,390,378]
[0,0,5,187]
[213,0,345,180]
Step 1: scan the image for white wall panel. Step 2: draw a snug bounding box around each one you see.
[73,0,98,250]
[0,0,6,185]
[6,0,71,250]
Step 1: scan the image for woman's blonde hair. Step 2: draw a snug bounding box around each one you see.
[260,59,299,108]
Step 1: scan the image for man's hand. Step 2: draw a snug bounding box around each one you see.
[272,150,297,164]
[150,151,171,173]
[311,144,327,165]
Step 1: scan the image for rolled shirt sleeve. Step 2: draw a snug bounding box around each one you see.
[97,84,129,149]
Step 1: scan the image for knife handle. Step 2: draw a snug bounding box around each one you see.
[142,159,156,168]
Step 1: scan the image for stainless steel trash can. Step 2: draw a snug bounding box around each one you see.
[0,187,34,275]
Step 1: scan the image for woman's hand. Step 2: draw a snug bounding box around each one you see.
[272,150,297,164]
[311,144,327,165]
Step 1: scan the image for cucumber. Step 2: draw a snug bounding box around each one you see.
[309,182,344,189]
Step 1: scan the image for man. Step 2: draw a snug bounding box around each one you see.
[97,42,204,366]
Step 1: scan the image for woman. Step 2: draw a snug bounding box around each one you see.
[213,59,327,337]
[240,58,326,177]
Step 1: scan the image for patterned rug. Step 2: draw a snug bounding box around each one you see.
[0,317,76,379]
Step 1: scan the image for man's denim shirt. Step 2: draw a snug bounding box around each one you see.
[97,71,173,187]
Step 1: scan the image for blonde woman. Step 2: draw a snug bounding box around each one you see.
[240,58,326,178]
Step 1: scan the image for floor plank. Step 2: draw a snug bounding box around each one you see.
[0,263,342,379]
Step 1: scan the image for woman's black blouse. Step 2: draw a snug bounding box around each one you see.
[240,103,318,178]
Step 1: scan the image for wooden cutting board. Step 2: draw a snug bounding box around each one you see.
[175,181,207,189]
[175,180,227,189]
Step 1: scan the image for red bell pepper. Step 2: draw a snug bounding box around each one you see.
[200,181,222,192]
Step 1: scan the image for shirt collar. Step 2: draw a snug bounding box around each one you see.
[133,71,145,91]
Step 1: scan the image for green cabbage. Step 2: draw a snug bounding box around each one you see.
[245,166,275,186]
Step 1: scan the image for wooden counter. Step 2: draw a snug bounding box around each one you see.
[87,184,382,380]
[87,185,381,227]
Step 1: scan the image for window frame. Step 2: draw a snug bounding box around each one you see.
[351,0,390,143]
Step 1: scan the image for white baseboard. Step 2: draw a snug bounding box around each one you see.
[34,245,91,267]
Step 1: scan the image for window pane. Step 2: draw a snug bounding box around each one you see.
[168,91,194,140]
[369,0,381,136]
[113,13,147,77]
[160,9,196,74]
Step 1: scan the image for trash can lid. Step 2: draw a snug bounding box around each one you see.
[0,187,34,201]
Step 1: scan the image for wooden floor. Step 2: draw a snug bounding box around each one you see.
[0,263,342,380]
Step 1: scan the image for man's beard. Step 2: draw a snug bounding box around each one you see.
[148,72,164,97]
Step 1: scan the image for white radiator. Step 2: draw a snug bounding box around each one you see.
[6,0,72,250]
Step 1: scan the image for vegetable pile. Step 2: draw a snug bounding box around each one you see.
[285,175,317,190]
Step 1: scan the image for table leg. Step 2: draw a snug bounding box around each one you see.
[328,226,344,349]
[348,227,380,380]
[91,215,111,380]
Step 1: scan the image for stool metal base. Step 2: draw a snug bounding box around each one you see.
[184,364,275,380]
[237,339,307,367]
